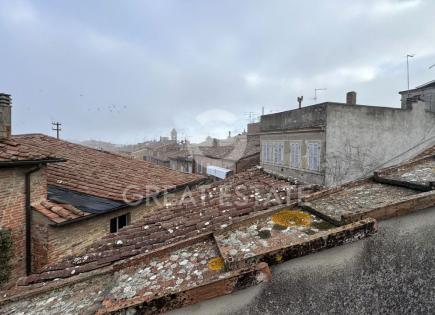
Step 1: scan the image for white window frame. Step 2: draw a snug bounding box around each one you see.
[290,142,301,169]
[262,143,267,162]
[308,142,321,172]
[275,142,284,165]
[263,142,272,163]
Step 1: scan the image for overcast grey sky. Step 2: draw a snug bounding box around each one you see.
[1,0,435,143]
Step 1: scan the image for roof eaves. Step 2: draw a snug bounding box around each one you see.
[47,176,207,227]
[0,158,66,168]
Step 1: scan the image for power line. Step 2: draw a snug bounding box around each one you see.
[52,122,62,139]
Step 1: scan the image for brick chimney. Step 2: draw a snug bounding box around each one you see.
[0,93,12,140]
[346,91,357,105]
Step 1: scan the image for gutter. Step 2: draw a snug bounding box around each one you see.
[24,165,42,275]
[0,158,66,168]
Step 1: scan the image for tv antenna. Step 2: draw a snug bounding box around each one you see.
[313,88,327,104]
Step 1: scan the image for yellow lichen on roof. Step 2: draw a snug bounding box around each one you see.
[271,209,312,227]
[208,257,225,271]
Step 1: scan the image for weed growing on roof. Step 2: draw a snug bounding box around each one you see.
[271,209,312,228]
[275,253,283,262]
[207,257,225,271]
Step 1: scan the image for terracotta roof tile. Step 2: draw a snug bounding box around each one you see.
[197,145,234,159]
[0,138,55,163]
[32,200,91,224]
[20,168,320,283]
[13,134,204,201]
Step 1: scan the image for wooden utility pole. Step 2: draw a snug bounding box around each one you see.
[52,122,62,139]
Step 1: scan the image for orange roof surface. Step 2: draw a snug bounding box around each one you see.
[0,138,56,163]
[13,134,204,201]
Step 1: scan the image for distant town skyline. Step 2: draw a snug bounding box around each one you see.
[1,0,435,144]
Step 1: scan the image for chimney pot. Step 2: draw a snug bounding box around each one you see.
[0,93,12,140]
[346,91,357,105]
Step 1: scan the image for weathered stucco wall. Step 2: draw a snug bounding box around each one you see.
[260,104,327,132]
[260,131,326,185]
[325,102,435,186]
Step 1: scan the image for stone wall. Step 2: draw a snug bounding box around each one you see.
[0,167,47,283]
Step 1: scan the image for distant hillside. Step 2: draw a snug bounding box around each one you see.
[74,139,143,153]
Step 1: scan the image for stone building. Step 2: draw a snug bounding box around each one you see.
[2,150,434,314]
[0,94,64,285]
[171,128,178,141]
[168,149,194,173]
[130,129,181,168]
[193,134,260,175]
[259,92,435,186]
[0,95,204,285]
[399,79,435,112]
[131,140,178,168]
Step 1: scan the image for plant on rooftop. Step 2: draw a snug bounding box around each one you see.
[0,229,12,286]
[271,210,312,228]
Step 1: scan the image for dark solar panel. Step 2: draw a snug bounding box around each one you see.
[47,185,125,214]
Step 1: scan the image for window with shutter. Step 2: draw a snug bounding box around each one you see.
[308,143,320,171]
[291,143,301,168]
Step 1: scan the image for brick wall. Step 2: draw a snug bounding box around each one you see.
[32,211,49,272]
[32,190,186,270]
[0,166,47,283]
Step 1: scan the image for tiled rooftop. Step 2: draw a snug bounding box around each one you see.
[0,138,57,163]
[375,156,435,190]
[13,134,203,201]
[2,147,434,314]
[32,200,91,224]
[197,145,235,159]
[19,168,320,284]
[214,208,337,268]
[0,235,272,315]
[195,135,260,161]
[0,214,376,315]
[303,180,423,224]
